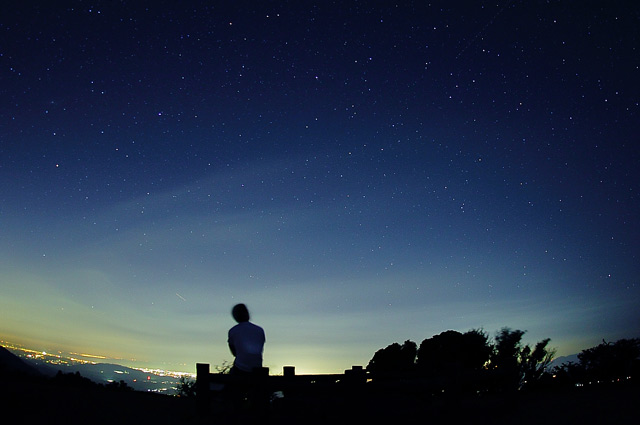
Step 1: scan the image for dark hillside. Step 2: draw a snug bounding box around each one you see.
[0,346,42,377]
[1,345,197,425]
[3,346,638,424]
[1,375,198,425]
[1,374,638,424]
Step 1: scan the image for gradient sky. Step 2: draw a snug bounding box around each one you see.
[1,1,638,374]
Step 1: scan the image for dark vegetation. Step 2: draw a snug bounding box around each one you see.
[2,332,639,424]
[0,346,196,424]
[366,327,555,393]
[553,337,640,386]
[195,330,639,424]
[366,328,639,393]
[342,329,639,424]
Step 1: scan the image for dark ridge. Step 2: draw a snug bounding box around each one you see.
[0,345,43,378]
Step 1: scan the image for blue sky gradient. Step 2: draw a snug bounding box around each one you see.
[1,1,638,373]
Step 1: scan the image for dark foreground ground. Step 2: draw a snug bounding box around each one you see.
[3,377,638,425]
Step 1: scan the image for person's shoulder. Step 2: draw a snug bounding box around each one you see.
[231,321,253,330]
[253,322,265,335]
[245,321,264,331]
[229,323,243,333]
[232,321,263,331]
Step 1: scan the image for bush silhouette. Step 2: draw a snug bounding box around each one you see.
[488,328,555,391]
[367,340,417,376]
[367,326,555,393]
[417,329,491,374]
[554,338,640,385]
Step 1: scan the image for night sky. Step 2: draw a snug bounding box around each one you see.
[1,1,638,374]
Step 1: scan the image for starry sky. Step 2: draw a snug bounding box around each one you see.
[1,1,638,374]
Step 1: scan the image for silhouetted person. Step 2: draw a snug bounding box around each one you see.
[228,303,266,374]
[226,303,267,422]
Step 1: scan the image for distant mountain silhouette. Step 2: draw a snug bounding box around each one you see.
[12,352,184,394]
[1,346,197,425]
[550,353,580,368]
[2,345,183,394]
[53,362,183,393]
[0,345,43,377]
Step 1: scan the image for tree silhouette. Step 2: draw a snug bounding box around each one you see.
[416,329,492,393]
[461,329,493,370]
[489,327,555,391]
[367,326,555,392]
[572,338,640,383]
[399,340,417,372]
[176,376,196,397]
[106,379,133,391]
[520,338,554,386]
[417,330,461,374]
[367,340,417,376]
[490,328,525,391]
[214,360,233,374]
[417,329,491,374]
[583,338,638,379]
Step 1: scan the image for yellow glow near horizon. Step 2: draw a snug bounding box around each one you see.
[69,352,108,359]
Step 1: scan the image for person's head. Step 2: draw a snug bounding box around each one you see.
[232,303,250,323]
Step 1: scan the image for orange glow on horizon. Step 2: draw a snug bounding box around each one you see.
[69,352,108,359]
